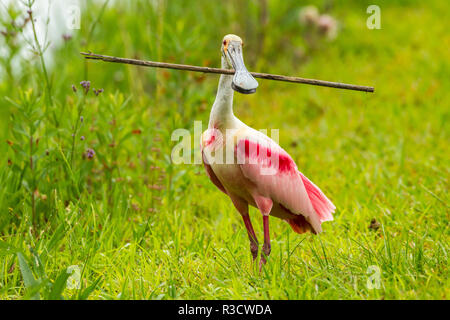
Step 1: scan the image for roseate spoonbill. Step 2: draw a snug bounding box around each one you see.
[201,34,335,268]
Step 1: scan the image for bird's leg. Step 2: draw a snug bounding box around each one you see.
[260,215,271,268]
[228,194,258,260]
[253,195,273,270]
[241,214,259,260]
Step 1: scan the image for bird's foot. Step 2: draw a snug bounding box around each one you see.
[259,257,266,273]
[258,243,271,272]
[250,242,259,261]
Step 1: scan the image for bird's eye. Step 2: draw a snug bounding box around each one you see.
[223,40,227,45]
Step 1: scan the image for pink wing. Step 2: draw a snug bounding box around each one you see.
[235,134,335,233]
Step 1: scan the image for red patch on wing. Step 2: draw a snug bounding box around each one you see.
[238,139,296,174]
[204,134,215,147]
[202,128,222,150]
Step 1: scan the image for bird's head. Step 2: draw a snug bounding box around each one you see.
[221,34,258,94]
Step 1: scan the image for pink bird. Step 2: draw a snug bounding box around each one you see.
[201,34,335,268]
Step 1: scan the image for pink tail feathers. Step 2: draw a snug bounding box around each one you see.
[299,172,335,223]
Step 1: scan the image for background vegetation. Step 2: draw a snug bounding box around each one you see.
[0,0,448,299]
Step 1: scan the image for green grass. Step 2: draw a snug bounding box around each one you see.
[0,0,448,299]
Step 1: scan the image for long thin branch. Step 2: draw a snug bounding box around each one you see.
[80,52,374,93]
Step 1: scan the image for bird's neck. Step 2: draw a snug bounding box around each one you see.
[209,56,235,129]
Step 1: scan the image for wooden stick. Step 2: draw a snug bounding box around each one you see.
[80,52,374,93]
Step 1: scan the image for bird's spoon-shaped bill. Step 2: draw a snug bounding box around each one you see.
[224,40,259,94]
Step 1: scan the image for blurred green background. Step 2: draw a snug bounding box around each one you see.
[0,0,448,299]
